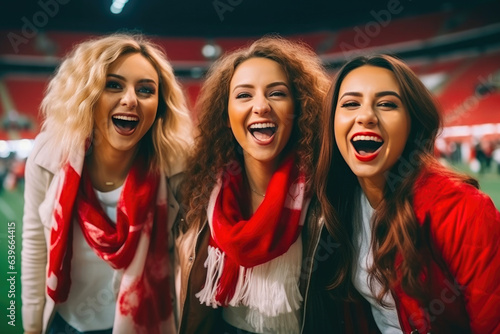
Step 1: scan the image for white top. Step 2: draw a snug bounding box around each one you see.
[57,185,123,331]
[222,306,301,334]
[352,193,402,333]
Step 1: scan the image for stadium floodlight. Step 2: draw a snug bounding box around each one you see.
[110,0,129,14]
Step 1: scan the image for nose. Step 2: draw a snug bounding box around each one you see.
[356,106,378,126]
[252,94,271,115]
[121,87,137,109]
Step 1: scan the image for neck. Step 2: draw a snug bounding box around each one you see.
[358,175,385,209]
[243,154,279,213]
[86,144,138,192]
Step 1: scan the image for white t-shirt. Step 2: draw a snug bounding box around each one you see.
[57,185,123,331]
[352,193,402,333]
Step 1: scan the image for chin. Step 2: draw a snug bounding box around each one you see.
[246,151,278,163]
[350,166,380,179]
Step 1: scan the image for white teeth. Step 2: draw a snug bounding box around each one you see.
[352,135,383,142]
[249,122,276,129]
[113,115,139,122]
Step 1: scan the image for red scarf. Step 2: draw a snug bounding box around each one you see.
[47,155,174,333]
[197,153,309,332]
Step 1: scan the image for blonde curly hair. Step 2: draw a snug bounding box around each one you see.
[41,33,192,174]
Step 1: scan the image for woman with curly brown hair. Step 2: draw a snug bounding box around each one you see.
[176,36,330,333]
[316,54,500,333]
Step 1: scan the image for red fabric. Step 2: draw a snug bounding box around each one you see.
[47,163,79,302]
[409,169,500,333]
[346,168,500,333]
[47,157,172,332]
[210,153,305,304]
[75,161,158,268]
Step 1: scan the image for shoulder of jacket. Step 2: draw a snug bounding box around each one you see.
[414,170,482,206]
[413,170,493,236]
[28,131,63,174]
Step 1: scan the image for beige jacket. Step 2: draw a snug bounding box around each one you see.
[21,132,183,333]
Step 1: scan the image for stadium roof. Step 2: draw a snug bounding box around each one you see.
[0,0,478,37]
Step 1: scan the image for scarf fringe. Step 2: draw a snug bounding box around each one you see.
[196,245,225,308]
[196,237,303,332]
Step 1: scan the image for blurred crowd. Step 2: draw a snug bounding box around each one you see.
[0,154,26,193]
[437,137,500,175]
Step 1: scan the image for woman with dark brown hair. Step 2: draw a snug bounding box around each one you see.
[176,36,330,333]
[315,54,500,333]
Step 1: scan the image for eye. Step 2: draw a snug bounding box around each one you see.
[137,85,156,96]
[377,101,398,109]
[105,80,121,90]
[236,92,252,99]
[270,90,287,97]
[340,101,360,108]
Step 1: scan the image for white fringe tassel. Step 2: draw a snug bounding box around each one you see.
[195,246,225,308]
[196,237,303,333]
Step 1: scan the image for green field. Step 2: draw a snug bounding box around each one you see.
[448,162,500,210]
[0,166,498,333]
[0,186,24,334]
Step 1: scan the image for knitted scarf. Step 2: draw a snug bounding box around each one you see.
[196,153,310,333]
[46,148,174,334]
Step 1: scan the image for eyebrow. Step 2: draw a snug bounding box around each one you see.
[339,91,402,100]
[107,74,158,86]
[232,81,289,93]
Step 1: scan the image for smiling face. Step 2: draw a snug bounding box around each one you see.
[93,52,159,155]
[228,57,295,167]
[334,65,411,187]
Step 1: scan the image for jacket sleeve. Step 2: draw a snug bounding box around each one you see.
[420,178,500,333]
[21,150,52,333]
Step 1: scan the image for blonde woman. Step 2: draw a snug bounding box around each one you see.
[21,34,192,334]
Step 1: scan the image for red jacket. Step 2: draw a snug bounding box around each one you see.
[345,170,500,333]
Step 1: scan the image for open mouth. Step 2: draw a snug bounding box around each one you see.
[248,122,277,142]
[112,115,139,135]
[351,134,383,156]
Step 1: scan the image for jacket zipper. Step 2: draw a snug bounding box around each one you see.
[179,221,208,330]
[300,216,325,333]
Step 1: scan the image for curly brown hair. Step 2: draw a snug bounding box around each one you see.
[182,36,330,231]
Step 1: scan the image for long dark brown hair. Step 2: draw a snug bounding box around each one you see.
[315,54,478,303]
[182,36,330,232]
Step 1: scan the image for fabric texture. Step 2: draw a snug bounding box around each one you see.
[343,168,500,333]
[22,130,177,334]
[175,199,328,334]
[195,154,309,333]
[22,132,183,333]
[352,193,401,333]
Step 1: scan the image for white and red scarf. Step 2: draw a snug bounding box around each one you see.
[196,153,310,333]
[45,146,174,334]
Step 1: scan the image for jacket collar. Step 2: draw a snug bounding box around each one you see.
[31,132,64,174]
